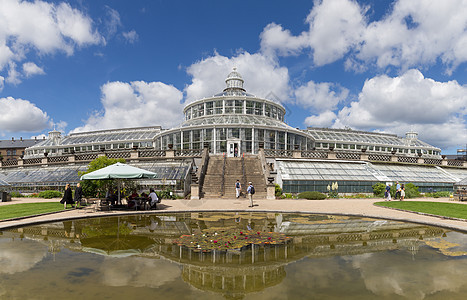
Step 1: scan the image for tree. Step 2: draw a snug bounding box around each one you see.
[78,156,126,197]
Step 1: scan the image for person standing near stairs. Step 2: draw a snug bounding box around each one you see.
[235,179,241,198]
[247,182,255,207]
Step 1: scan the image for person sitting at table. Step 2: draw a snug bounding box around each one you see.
[106,188,118,206]
[148,188,159,210]
[127,189,139,209]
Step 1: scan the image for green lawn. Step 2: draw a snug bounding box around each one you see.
[375,201,467,220]
[0,202,64,221]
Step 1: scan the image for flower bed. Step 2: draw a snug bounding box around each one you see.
[174,228,291,252]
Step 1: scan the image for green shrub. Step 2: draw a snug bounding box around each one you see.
[284,193,294,199]
[275,184,283,197]
[157,187,175,200]
[37,190,63,199]
[426,191,452,198]
[372,183,386,197]
[9,191,24,198]
[297,191,327,200]
[404,183,420,199]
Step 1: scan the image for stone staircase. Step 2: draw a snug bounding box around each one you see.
[201,155,267,199]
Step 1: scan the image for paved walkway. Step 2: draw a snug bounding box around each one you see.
[1,197,467,232]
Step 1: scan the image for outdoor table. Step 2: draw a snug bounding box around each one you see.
[134,197,149,210]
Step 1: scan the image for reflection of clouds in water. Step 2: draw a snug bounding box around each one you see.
[349,251,467,299]
[0,239,47,274]
[101,256,180,288]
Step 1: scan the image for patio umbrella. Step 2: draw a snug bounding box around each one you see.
[80,162,157,203]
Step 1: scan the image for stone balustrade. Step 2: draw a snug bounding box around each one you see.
[0,148,466,169]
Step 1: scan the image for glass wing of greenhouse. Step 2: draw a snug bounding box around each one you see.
[306,128,435,147]
[277,160,460,194]
[0,160,192,192]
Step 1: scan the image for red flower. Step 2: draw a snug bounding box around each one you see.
[257,232,260,235]
[268,237,272,240]
[213,240,217,243]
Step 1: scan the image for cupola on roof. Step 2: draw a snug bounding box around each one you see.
[224,67,245,92]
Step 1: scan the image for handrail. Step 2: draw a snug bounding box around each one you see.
[220,154,226,196]
[198,148,210,197]
[241,155,247,197]
[258,148,270,185]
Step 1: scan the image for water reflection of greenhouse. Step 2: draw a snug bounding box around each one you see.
[1,213,449,298]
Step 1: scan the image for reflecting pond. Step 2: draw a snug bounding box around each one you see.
[1,212,467,299]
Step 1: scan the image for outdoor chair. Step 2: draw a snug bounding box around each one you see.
[96,199,111,212]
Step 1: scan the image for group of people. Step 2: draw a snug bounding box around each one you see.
[60,183,83,209]
[126,188,160,210]
[60,183,160,210]
[235,180,256,207]
[385,181,405,201]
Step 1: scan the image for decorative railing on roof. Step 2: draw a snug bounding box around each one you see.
[48,155,69,163]
[336,152,361,160]
[23,157,42,165]
[423,158,443,165]
[139,150,165,157]
[106,151,131,159]
[264,149,292,158]
[397,156,418,164]
[75,153,99,161]
[368,154,391,162]
[1,159,18,166]
[175,149,203,157]
[448,160,464,167]
[1,148,466,169]
[301,151,328,159]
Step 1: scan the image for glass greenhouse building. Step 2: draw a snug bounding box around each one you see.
[3,68,464,195]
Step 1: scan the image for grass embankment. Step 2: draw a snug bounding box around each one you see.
[0,202,64,221]
[375,201,467,220]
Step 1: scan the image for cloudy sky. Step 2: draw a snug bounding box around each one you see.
[0,0,466,153]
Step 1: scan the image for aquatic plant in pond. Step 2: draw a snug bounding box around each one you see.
[174,228,291,251]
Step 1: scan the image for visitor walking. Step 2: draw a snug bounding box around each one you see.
[385,184,391,201]
[235,179,241,198]
[395,181,401,200]
[74,182,83,208]
[60,183,74,209]
[400,185,405,201]
[247,182,255,207]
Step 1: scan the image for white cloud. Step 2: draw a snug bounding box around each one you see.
[260,23,308,57]
[295,80,349,112]
[56,2,102,47]
[122,30,138,44]
[305,0,366,66]
[331,69,467,149]
[260,0,366,66]
[101,257,180,288]
[0,239,47,274]
[71,80,184,132]
[185,51,290,103]
[6,62,20,84]
[22,62,45,77]
[0,0,102,83]
[259,0,467,73]
[102,6,121,40]
[0,75,4,91]
[305,110,337,127]
[0,96,50,132]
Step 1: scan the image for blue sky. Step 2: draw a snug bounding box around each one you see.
[0,0,466,154]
